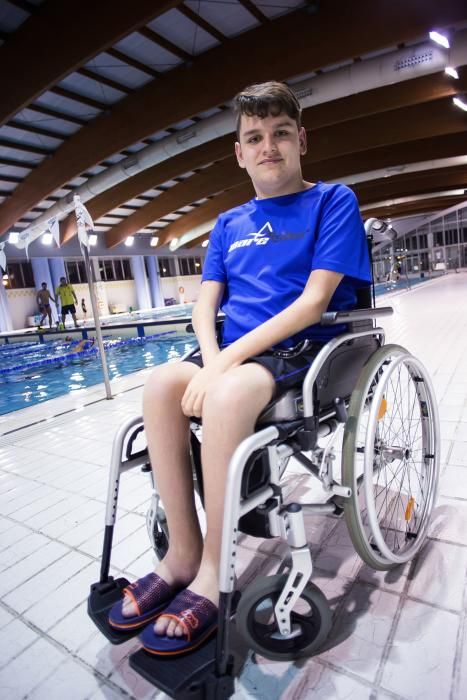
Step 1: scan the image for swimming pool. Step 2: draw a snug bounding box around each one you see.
[0,332,196,415]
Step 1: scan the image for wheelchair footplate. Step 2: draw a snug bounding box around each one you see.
[130,636,235,700]
[87,577,142,645]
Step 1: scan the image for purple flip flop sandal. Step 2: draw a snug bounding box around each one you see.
[108,572,182,631]
[139,588,218,655]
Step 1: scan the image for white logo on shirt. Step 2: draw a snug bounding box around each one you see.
[228,222,272,253]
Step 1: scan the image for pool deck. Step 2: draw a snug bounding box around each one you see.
[1,272,467,699]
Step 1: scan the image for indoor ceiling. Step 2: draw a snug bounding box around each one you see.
[0,0,466,253]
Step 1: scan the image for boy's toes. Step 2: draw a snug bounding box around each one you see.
[121,594,137,618]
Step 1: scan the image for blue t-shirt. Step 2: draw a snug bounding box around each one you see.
[202,182,372,348]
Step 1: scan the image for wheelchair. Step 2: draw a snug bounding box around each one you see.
[88,288,440,699]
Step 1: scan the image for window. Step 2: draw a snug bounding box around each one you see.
[4,261,34,289]
[98,258,134,281]
[178,256,203,276]
[158,257,177,278]
[65,260,88,283]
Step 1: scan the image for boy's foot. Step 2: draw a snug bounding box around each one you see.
[154,565,219,639]
[121,555,200,621]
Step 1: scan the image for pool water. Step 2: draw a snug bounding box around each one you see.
[0,333,196,415]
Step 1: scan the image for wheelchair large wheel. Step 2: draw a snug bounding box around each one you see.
[343,344,440,570]
[236,574,331,660]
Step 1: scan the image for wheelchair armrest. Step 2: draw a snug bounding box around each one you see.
[185,318,224,334]
[320,306,393,326]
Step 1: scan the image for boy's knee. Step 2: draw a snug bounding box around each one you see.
[203,373,250,414]
[144,362,194,402]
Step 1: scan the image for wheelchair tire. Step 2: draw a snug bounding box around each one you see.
[342,343,440,570]
[236,574,331,661]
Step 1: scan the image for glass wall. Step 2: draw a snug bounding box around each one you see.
[372,203,467,275]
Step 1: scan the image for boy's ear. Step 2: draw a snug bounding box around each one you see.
[235,141,246,169]
[298,126,307,156]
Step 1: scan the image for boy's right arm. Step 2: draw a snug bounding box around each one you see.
[191,280,225,365]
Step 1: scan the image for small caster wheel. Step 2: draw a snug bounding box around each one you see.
[146,496,169,560]
[236,574,331,661]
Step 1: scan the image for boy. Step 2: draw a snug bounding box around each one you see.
[109,81,371,654]
[55,276,79,328]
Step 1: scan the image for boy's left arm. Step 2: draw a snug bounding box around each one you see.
[215,268,343,371]
[181,268,342,417]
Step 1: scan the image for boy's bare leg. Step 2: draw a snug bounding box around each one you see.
[122,360,202,616]
[156,362,275,637]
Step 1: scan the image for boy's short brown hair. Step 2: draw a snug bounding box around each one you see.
[234,81,301,138]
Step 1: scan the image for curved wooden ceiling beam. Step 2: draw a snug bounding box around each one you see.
[60,135,234,244]
[354,165,467,202]
[0,0,180,127]
[63,68,467,246]
[157,100,467,246]
[364,195,466,219]
[97,90,465,247]
[1,0,465,237]
[106,158,244,248]
[307,132,467,183]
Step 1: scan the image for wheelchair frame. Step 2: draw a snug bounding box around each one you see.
[88,302,440,699]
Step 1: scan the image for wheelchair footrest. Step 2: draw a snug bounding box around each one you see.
[129,637,235,699]
[87,577,140,645]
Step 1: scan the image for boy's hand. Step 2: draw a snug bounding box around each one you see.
[181,365,223,417]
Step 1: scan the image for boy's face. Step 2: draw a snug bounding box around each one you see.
[235,112,307,198]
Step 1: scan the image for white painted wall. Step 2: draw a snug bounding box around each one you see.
[6,277,200,329]
[161,275,202,305]
[7,288,37,328]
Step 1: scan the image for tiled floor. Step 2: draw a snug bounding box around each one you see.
[1,272,467,700]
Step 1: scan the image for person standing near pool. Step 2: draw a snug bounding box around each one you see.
[36,282,56,329]
[55,277,79,328]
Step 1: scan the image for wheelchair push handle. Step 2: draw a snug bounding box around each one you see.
[320,306,393,326]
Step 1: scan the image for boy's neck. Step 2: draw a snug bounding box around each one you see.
[254,178,315,200]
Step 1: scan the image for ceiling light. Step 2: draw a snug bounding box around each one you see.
[124,236,134,247]
[41,232,53,245]
[453,96,467,111]
[88,234,97,246]
[8,231,19,244]
[150,236,159,247]
[169,239,178,251]
[429,30,450,48]
[201,239,209,248]
[445,66,459,79]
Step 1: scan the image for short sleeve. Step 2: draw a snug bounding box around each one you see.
[201,215,227,284]
[312,186,371,283]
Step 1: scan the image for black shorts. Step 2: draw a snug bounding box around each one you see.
[39,304,51,312]
[184,341,322,398]
[61,304,76,315]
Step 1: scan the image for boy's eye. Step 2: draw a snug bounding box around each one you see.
[247,135,260,144]
[276,130,289,137]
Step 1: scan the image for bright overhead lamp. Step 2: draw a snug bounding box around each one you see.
[201,239,209,248]
[88,234,98,246]
[41,232,53,245]
[445,66,459,79]
[8,231,19,244]
[453,96,467,112]
[150,236,159,247]
[169,238,178,251]
[124,236,134,247]
[429,30,450,48]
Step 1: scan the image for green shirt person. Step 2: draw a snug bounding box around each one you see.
[55,277,79,328]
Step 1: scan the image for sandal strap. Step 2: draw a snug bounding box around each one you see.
[163,589,218,638]
[123,572,172,616]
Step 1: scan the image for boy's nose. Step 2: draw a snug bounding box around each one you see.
[262,135,278,153]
